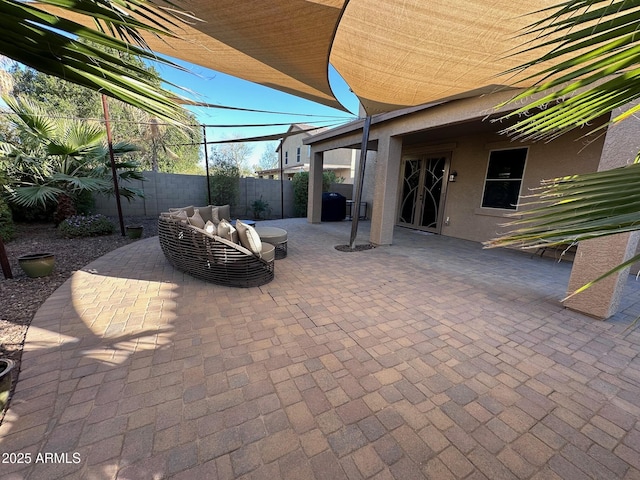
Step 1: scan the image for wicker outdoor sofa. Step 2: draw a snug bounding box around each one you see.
[158,207,275,288]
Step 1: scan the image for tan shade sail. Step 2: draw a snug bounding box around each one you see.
[46,0,564,115]
[332,0,561,114]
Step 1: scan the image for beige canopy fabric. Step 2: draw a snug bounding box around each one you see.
[333,0,561,114]
[47,0,564,115]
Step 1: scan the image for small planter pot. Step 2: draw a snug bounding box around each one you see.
[18,253,55,278]
[0,358,15,413]
[126,225,144,239]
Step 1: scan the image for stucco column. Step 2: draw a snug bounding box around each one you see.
[370,136,403,245]
[564,104,640,319]
[307,150,323,223]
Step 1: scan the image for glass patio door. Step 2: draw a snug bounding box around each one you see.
[398,154,449,233]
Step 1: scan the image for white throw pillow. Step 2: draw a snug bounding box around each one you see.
[236,220,262,255]
[204,220,216,235]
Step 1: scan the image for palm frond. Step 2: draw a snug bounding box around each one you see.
[485,163,640,249]
[2,95,57,139]
[119,186,145,200]
[50,173,112,192]
[7,185,65,207]
[501,0,640,140]
[0,0,195,124]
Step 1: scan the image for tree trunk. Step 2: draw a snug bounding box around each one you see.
[53,193,76,225]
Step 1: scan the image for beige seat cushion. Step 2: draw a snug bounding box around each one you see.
[260,243,276,262]
[169,205,195,217]
[236,220,262,255]
[188,209,206,229]
[255,226,287,244]
[195,205,213,224]
[211,206,220,224]
[216,204,231,222]
[169,210,189,223]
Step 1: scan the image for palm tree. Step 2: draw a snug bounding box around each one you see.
[0,0,193,123]
[486,0,640,295]
[0,96,144,223]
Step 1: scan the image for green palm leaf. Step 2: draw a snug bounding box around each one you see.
[500,0,640,140]
[50,173,112,192]
[0,0,195,124]
[486,163,640,249]
[7,185,65,207]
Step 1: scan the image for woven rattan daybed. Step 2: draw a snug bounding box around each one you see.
[158,214,275,287]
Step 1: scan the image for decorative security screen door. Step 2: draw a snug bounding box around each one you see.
[397,154,450,233]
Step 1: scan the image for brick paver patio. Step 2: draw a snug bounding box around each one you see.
[1,218,639,479]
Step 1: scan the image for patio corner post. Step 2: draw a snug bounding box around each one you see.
[349,115,372,249]
[308,150,323,223]
[564,100,640,319]
[101,94,125,237]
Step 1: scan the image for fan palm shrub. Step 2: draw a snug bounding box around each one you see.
[0,96,144,223]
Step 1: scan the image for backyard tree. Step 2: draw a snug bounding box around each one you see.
[208,148,240,207]
[209,142,255,177]
[488,0,640,295]
[254,142,279,172]
[8,66,203,174]
[0,96,144,223]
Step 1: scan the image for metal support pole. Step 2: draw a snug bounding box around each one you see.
[203,125,211,204]
[0,235,12,279]
[349,115,372,249]
[280,143,284,219]
[101,94,125,236]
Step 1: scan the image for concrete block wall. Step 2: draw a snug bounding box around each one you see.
[237,177,295,219]
[93,172,300,219]
[94,171,209,217]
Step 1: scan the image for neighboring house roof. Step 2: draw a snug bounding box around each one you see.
[275,124,329,152]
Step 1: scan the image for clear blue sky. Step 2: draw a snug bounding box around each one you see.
[157,59,361,166]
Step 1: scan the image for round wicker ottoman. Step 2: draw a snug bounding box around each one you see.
[255,227,288,259]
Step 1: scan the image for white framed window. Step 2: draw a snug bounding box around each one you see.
[296,147,301,163]
[481,147,527,210]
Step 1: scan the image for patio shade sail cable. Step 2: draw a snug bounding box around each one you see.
[179,101,354,119]
[0,111,354,132]
[171,123,346,146]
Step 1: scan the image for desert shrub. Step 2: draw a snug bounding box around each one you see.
[291,171,337,217]
[251,196,271,220]
[292,172,309,217]
[58,214,115,238]
[208,156,240,207]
